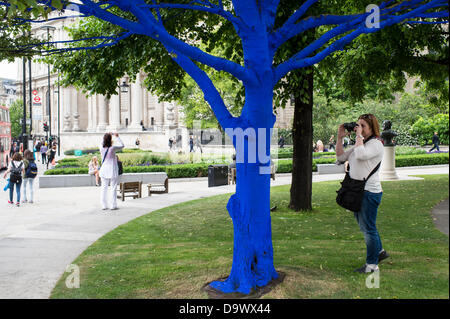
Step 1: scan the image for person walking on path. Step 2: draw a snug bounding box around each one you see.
[99,132,124,210]
[329,135,335,151]
[3,152,25,206]
[429,132,440,152]
[22,150,37,204]
[189,136,194,152]
[40,143,48,165]
[336,113,389,274]
[47,144,57,169]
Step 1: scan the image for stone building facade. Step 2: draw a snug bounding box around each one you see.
[15,12,294,153]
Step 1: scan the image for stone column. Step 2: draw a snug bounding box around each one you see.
[107,94,121,131]
[62,87,72,132]
[87,95,94,132]
[71,90,81,131]
[97,95,108,132]
[143,90,149,128]
[380,146,399,180]
[129,75,143,130]
[380,120,399,180]
[155,101,165,131]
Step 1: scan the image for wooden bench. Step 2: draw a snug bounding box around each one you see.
[147,178,169,196]
[119,181,142,201]
[228,168,236,185]
[227,166,275,185]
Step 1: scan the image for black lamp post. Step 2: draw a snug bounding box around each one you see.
[120,80,129,93]
[54,79,61,156]
[40,25,56,143]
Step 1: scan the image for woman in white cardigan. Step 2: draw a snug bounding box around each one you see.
[336,114,389,274]
[99,133,124,210]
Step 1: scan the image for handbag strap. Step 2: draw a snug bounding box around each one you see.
[365,161,381,181]
[102,147,110,164]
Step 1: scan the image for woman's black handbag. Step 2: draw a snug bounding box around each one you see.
[336,162,381,212]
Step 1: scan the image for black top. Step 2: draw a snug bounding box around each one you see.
[432,134,439,144]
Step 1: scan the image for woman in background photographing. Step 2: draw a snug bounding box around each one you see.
[99,132,124,210]
[336,114,389,274]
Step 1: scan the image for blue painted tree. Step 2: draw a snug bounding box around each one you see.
[2,0,448,295]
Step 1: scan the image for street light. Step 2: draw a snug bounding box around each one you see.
[120,80,129,93]
[54,81,60,156]
[40,25,56,143]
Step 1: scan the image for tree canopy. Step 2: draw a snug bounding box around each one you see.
[1,0,448,296]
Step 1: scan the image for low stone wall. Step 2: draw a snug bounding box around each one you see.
[317,164,345,174]
[39,172,168,188]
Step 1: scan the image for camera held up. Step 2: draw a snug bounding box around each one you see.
[343,122,359,133]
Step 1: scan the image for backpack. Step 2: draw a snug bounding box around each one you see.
[26,160,38,179]
[118,160,123,175]
[10,162,23,184]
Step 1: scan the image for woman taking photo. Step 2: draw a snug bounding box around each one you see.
[336,114,389,273]
[99,132,124,210]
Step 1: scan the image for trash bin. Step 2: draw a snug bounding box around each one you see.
[74,149,83,156]
[208,164,229,187]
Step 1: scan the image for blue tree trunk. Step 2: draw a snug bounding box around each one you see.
[209,81,279,295]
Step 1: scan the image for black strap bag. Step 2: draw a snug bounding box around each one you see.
[336,162,381,212]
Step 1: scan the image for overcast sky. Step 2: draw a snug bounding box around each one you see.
[0,60,18,80]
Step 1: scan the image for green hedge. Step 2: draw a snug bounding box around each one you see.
[44,153,448,177]
[395,153,449,167]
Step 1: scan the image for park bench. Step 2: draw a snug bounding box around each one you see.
[119,181,142,201]
[227,166,275,185]
[146,177,169,196]
[39,172,169,188]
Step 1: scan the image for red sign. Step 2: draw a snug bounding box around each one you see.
[32,90,38,96]
[33,96,41,103]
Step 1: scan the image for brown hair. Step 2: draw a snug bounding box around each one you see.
[12,152,23,161]
[358,113,380,137]
[103,133,112,148]
[24,149,34,161]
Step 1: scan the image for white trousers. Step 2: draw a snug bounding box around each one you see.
[22,178,35,202]
[100,177,118,209]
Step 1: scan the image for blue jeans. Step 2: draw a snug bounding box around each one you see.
[9,179,22,203]
[354,191,383,265]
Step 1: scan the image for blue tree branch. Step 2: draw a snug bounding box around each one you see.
[274,0,449,84]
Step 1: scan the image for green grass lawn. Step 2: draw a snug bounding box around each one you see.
[51,175,449,299]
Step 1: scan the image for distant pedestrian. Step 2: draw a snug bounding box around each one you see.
[195,136,203,153]
[22,149,37,204]
[428,132,440,152]
[168,137,173,151]
[40,143,48,165]
[316,140,324,152]
[10,142,19,158]
[135,137,141,148]
[189,136,194,152]
[3,152,24,206]
[34,140,41,162]
[47,144,57,169]
[278,136,285,148]
[99,133,124,210]
[88,156,101,186]
[329,135,335,151]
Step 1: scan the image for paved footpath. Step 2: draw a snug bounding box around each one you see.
[0,162,448,299]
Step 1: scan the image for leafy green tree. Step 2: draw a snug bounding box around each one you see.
[9,99,27,139]
[411,113,449,145]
